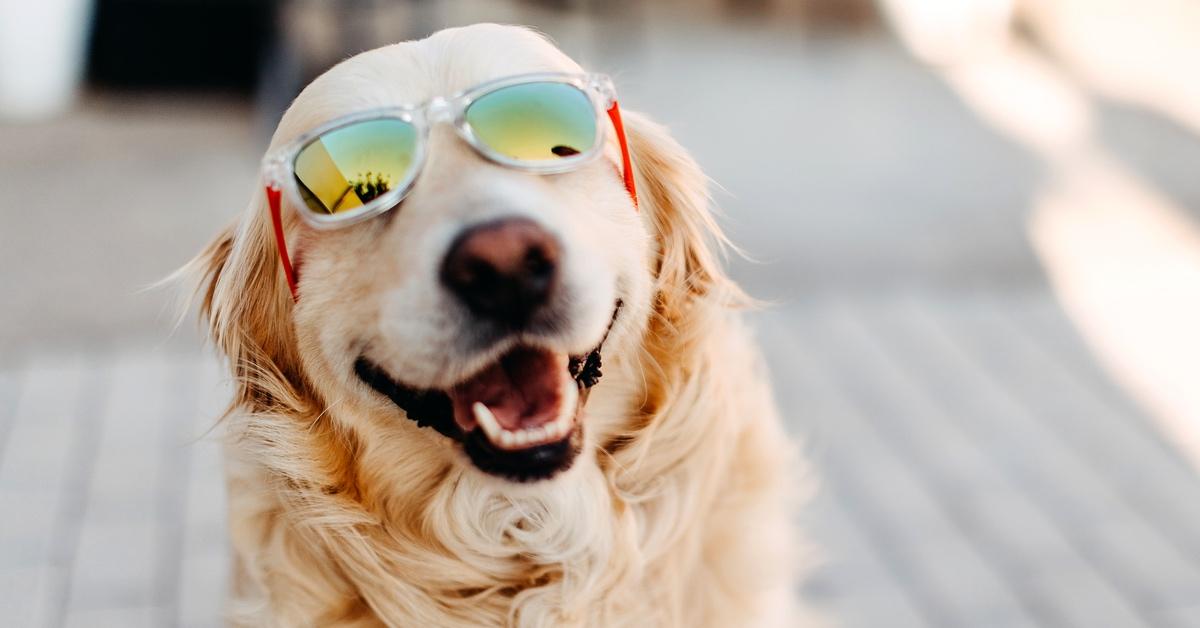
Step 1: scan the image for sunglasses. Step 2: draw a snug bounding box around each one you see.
[262,72,638,300]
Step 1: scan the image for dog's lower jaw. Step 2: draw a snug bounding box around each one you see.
[353,301,621,481]
[461,413,584,482]
[353,355,589,482]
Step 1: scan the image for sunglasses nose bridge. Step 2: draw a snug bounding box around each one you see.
[426,96,455,126]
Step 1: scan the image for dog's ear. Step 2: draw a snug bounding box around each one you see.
[623,111,743,315]
[189,195,305,412]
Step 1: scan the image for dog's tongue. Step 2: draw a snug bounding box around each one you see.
[449,346,567,433]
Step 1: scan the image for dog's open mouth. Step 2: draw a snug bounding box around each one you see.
[355,347,592,481]
[353,303,618,482]
[450,347,579,449]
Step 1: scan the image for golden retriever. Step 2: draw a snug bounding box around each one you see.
[189,23,803,627]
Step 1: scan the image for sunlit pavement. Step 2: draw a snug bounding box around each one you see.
[3,5,1200,626]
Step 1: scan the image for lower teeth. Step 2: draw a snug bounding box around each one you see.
[470,380,577,449]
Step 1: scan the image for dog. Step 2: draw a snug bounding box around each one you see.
[189,23,803,627]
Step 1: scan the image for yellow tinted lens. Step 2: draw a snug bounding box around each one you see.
[293,118,417,215]
[466,82,596,162]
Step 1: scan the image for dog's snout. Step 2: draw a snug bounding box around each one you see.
[440,218,560,326]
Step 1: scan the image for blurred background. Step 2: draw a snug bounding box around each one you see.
[3,0,1200,626]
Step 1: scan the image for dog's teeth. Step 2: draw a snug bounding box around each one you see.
[473,385,581,449]
[472,402,501,437]
[563,378,578,410]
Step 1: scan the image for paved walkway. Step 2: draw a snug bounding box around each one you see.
[5,291,1200,626]
[0,350,227,627]
[764,293,1200,628]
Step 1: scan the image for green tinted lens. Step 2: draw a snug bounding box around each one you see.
[466,81,597,162]
[293,118,418,215]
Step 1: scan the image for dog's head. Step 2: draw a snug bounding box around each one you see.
[194,24,735,487]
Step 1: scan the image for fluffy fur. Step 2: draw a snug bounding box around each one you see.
[188,24,806,627]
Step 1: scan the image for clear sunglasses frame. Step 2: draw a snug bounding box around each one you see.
[261,72,620,230]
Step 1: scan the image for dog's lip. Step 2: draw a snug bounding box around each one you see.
[352,299,620,481]
[355,343,583,423]
[352,349,584,481]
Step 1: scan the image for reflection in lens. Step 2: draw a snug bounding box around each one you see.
[293,118,417,215]
[466,82,596,162]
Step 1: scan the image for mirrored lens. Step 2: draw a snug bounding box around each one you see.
[293,118,418,215]
[466,82,597,162]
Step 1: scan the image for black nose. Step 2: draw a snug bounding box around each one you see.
[440,218,560,326]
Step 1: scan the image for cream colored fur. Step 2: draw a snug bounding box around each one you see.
[188,24,807,628]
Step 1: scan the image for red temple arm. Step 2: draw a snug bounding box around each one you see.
[606,101,638,209]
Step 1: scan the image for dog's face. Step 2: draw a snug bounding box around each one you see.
[266,25,652,481]
[199,24,725,493]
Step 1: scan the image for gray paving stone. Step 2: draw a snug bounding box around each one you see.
[763,310,1032,627]
[64,353,178,617]
[982,298,1200,555]
[1155,604,1200,628]
[0,356,102,628]
[66,520,164,611]
[0,565,63,628]
[175,355,230,628]
[802,490,910,599]
[825,587,933,628]
[1081,518,1200,611]
[955,489,1080,577]
[0,369,21,458]
[906,297,1200,617]
[781,298,1175,627]
[176,553,229,628]
[849,301,1168,570]
[892,537,1034,628]
[1025,567,1151,628]
[0,491,60,569]
[856,300,1137,530]
[63,605,162,628]
[0,357,87,494]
